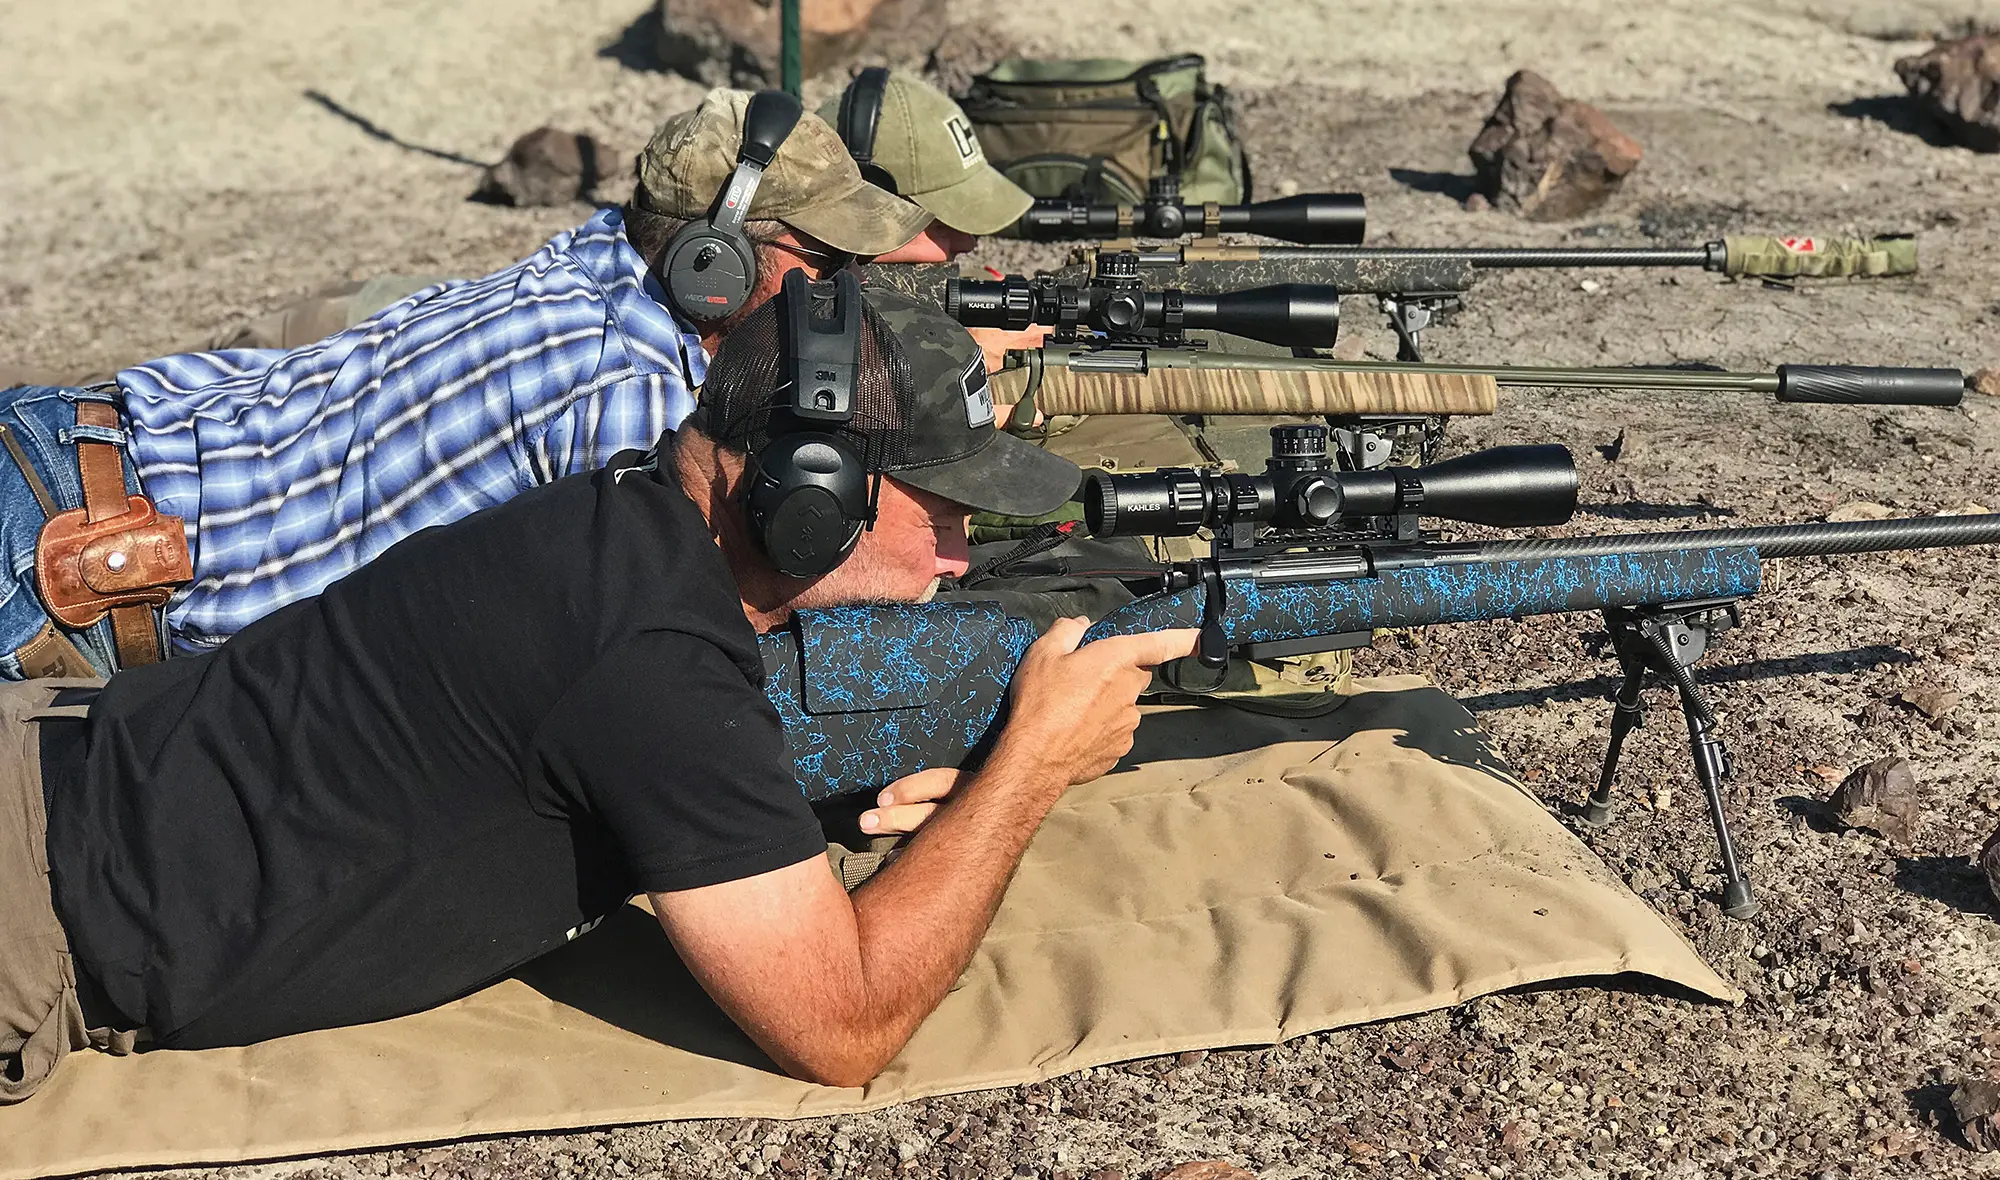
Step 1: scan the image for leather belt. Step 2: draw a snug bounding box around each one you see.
[29,400,192,669]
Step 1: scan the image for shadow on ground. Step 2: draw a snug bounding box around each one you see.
[1388,167,1479,203]
[1827,96,1960,149]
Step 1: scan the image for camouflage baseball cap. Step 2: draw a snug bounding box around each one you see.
[637,88,932,256]
[695,277,1079,518]
[817,71,1033,236]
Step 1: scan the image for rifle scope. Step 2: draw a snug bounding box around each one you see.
[1084,425,1578,537]
[945,273,1342,350]
[1016,193,1369,246]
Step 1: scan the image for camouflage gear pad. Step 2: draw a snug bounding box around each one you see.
[1722,235,1917,279]
[636,88,931,255]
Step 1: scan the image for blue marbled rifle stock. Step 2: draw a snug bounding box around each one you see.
[760,547,1766,801]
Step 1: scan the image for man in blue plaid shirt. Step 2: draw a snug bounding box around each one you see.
[0,90,933,677]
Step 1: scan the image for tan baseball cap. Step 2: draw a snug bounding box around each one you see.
[817,72,1034,237]
[636,88,932,256]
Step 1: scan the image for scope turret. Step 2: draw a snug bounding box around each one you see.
[1084,428,1577,538]
[1015,193,1368,246]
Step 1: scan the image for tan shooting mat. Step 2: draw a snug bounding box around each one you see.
[0,679,1736,1180]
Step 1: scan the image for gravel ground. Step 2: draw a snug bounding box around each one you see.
[6,1,2000,1178]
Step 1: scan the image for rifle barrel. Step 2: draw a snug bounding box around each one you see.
[1242,245,1717,269]
[1467,513,2000,562]
[1190,356,1961,404]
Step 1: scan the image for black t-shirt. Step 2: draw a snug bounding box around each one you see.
[43,453,825,1050]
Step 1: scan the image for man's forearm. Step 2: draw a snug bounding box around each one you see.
[839,739,1067,1067]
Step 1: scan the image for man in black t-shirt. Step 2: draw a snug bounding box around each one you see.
[0,277,1196,1102]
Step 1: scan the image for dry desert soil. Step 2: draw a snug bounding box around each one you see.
[5,1,2000,1178]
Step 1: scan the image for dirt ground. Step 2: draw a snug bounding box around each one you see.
[6,1,2000,1178]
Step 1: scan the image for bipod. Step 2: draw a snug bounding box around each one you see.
[1581,599,1759,919]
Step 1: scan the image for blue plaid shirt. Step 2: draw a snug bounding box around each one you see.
[117,208,703,651]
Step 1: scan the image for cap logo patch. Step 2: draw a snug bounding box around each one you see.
[944,113,982,169]
[961,353,995,428]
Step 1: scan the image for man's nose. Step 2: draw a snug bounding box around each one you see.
[942,227,978,259]
[934,523,971,578]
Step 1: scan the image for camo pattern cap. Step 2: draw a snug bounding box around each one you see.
[637,88,932,255]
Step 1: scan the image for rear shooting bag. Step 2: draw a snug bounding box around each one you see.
[958,55,1252,205]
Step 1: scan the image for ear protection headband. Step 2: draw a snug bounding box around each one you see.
[836,67,899,195]
[662,90,803,321]
[744,268,876,579]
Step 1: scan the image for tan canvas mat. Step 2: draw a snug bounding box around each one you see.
[0,678,1737,1180]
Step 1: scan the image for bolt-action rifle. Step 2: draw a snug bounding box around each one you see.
[759,428,2000,918]
[1005,185,1918,361]
[942,255,1965,468]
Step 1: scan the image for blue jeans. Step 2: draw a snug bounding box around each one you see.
[0,386,147,679]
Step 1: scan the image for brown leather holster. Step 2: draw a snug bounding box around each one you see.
[33,401,191,668]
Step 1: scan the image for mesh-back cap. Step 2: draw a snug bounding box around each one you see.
[696,286,914,471]
[692,279,1080,518]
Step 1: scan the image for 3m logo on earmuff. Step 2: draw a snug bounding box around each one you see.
[961,354,994,428]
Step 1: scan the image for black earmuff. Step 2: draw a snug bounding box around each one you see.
[837,67,900,195]
[745,268,874,578]
[662,90,803,321]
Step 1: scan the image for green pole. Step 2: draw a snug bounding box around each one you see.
[781,0,802,98]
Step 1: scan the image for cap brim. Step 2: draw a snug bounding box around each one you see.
[784,176,935,256]
[908,164,1036,236]
[891,432,1083,518]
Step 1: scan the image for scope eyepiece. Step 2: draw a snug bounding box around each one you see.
[1085,429,1578,538]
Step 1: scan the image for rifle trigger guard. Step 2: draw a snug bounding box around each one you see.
[1196,560,1229,671]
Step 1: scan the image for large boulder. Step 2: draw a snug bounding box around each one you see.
[1896,34,2000,151]
[651,0,948,89]
[1468,70,1643,221]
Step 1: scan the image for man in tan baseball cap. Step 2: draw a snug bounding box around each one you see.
[818,69,1036,263]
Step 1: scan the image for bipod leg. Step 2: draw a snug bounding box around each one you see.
[1643,614,1758,919]
[1584,613,1649,828]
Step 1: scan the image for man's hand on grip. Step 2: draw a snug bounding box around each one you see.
[996,618,1199,788]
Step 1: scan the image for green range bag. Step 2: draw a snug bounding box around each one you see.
[957,55,1251,205]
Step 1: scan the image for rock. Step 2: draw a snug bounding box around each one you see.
[1952,1078,2000,1150]
[1898,686,1963,720]
[1980,824,2000,908]
[1826,501,1897,522]
[1896,35,2000,152]
[1942,501,1995,515]
[649,0,948,89]
[1972,368,2000,397]
[1463,191,1490,213]
[1153,1164,1254,1180]
[1825,756,1919,847]
[1468,70,1643,221]
[473,128,602,207]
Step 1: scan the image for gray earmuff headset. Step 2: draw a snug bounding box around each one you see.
[836,67,900,195]
[662,90,803,321]
[744,268,876,578]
